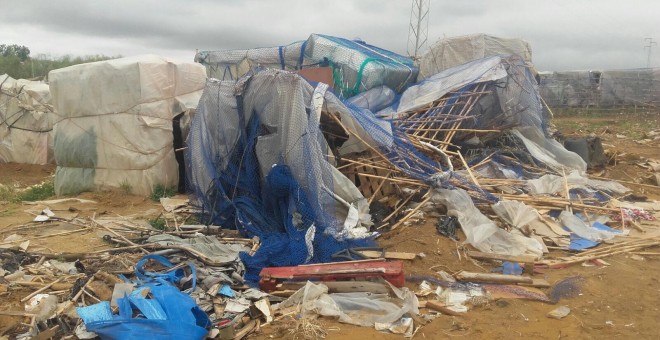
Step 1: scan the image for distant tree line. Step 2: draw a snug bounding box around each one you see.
[0,44,120,80]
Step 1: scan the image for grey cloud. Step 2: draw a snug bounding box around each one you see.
[1,0,659,71]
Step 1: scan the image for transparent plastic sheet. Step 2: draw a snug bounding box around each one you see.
[559,210,620,242]
[527,170,630,196]
[185,70,375,285]
[512,128,587,173]
[433,188,543,257]
[395,55,508,113]
[346,85,396,112]
[274,281,419,329]
[0,74,54,164]
[196,41,304,80]
[418,34,534,81]
[492,201,541,230]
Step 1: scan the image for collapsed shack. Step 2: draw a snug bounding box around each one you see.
[3,38,659,340]
[186,53,633,285]
[0,74,54,165]
[48,55,207,196]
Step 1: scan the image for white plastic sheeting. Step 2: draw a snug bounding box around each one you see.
[49,55,207,195]
[274,281,418,330]
[395,55,508,113]
[419,34,533,81]
[558,211,621,242]
[512,128,587,173]
[433,188,544,257]
[0,74,54,164]
[527,170,630,196]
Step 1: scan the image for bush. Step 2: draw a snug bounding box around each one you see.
[150,184,176,202]
[149,217,167,230]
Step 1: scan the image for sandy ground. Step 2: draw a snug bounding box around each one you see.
[1,113,660,339]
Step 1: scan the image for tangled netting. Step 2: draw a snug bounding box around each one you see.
[186,71,376,285]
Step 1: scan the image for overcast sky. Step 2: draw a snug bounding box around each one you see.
[2,0,659,71]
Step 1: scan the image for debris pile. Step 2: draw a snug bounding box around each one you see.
[1,33,660,339]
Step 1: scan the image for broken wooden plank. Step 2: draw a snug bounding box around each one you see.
[518,278,551,288]
[356,250,417,260]
[234,319,257,340]
[467,251,538,263]
[425,300,463,316]
[455,271,533,284]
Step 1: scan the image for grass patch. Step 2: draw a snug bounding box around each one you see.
[148,217,167,230]
[0,184,17,202]
[19,181,55,202]
[150,184,176,202]
[0,181,55,203]
[119,180,132,195]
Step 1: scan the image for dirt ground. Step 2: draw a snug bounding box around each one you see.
[1,112,660,339]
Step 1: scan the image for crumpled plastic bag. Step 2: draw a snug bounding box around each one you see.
[433,189,543,257]
[274,281,418,329]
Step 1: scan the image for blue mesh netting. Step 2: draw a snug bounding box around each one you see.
[187,72,375,287]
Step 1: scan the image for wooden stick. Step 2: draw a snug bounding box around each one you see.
[467,251,538,263]
[13,281,74,291]
[0,228,89,246]
[389,194,432,231]
[92,218,148,254]
[368,171,392,205]
[425,300,463,317]
[455,271,534,284]
[457,151,480,187]
[21,278,64,303]
[72,276,96,302]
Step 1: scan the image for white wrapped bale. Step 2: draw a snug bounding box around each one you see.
[49,55,206,195]
[0,74,54,165]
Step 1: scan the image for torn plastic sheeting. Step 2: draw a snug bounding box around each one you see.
[527,170,630,196]
[492,200,541,231]
[433,188,543,257]
[81,284,210,340]
[346,85,396,113]
[274,281,418,329]
[146,234,250,265]
[559,211,620,242]
[512,128,587,173]
[568,234,599,251]
[128,294,167,320]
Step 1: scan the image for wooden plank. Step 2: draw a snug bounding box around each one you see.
[277,281,391,294]
[356,250,417,260]
[518,278,551,288]
[425,300,463,316]
[467,251,538,263]
[455,271,533,284]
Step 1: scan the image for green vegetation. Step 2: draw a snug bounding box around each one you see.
[19,181,55,201]
[148,216,167,230]
[0,43,119,80]
[150,184,176,202]
[119,180,133,195]
[0,180,55,203]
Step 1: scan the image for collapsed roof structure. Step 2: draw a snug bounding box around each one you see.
[0,74,54,165]
[188,35,629,283]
